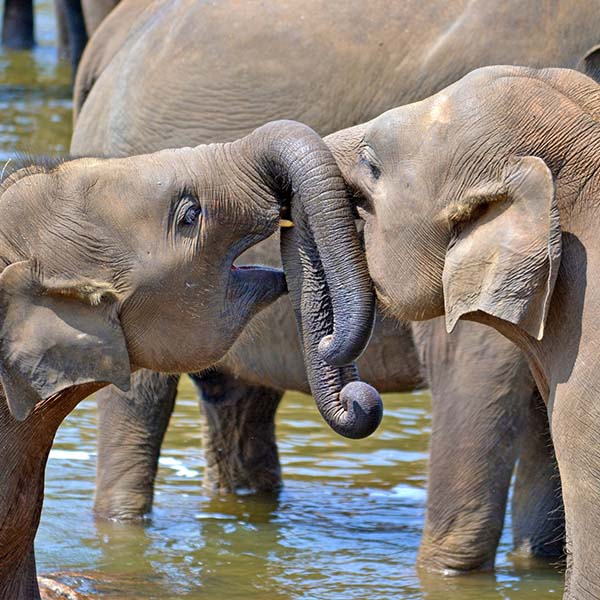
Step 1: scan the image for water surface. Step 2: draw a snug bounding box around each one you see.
[1,3,564,598]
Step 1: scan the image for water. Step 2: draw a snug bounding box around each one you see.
[1,2,564,598]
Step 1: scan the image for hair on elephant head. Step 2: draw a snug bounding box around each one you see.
[0,121,381,438]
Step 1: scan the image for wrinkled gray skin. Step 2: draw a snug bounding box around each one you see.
[324,65,600,600]
[0,120,373,599]
[71,0,600,571]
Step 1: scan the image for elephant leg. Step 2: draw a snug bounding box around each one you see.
[54,0,87,75]
[2,0,34,49]
[413,318,533,572]
[552,384,600,600]
[95,369,178,520]
[191,371,283,493]
[512,389,565,560]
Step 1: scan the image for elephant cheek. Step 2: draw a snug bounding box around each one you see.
[365,234,444,322]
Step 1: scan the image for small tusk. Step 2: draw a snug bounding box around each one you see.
[279,219,295,228]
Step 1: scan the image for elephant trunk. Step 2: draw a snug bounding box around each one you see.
[243,120,382,439]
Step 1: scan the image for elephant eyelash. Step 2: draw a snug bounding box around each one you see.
[359,152,382,180]
[174,193,203,228]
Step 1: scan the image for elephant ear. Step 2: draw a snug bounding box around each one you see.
[579,44,600,83]
[0,260,131,421]
[443,156,561,341]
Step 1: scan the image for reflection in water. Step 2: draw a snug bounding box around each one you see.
[38,384,563,599]
[3,2,563,599]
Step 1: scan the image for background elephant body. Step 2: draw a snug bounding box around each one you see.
[72,0,600,571]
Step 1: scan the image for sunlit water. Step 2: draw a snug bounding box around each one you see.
[1,2,564,598]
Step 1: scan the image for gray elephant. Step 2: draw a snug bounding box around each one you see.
[323,64,600,600]
[1,0,119,75]
[0,121,370,599]
[70,0,600,571]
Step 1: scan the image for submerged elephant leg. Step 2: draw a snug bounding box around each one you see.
[512,389,565,560]
[54,0,88,75]
[192,371,283,493]
[95,370,178,520]
[413,318,533,573]
[2,0,34,49]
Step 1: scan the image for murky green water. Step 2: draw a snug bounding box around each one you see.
[1,2,565,598]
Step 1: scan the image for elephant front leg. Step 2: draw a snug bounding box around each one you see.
[2,0,34,49]
[512,389,565,561]
[95,370,178,520]
[551,382,600,600]
[192,371,283,493]
[412,319,533,573]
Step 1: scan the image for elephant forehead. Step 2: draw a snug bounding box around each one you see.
[367,98,450,160]
[425,92,452,126]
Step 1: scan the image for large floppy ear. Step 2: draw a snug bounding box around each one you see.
[0,260,131,421]
[443,156,561,340]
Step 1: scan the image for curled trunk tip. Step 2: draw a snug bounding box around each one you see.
[331,381,383,439]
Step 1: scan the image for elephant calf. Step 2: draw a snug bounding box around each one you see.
[325,65,600,600]
[0,120,375,599]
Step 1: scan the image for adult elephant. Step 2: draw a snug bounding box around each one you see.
[71,0,600,571]
[322,63,600,600]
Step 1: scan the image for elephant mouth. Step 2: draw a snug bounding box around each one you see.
[227,264,287,314]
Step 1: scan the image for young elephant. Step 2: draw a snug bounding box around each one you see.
[0,120,377,599]
[324,66,600,599]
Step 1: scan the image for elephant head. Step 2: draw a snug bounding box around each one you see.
[321,67,600,360]
[0,120,381,437]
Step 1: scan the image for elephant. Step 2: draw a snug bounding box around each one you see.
[69,0,600,572]
[323,64,600,600]
[0,120,374,599]
[80,0,119,38]
[2,0,86,73]
[1,0,118,75]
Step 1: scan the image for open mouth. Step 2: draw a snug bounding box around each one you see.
[227,263,288,310]
[229,264,268,271]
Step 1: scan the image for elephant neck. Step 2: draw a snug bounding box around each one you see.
[0,385,97,598]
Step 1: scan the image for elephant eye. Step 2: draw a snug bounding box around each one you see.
[359,153,381,181]
[183,205,201,225]
[177,194,202,227]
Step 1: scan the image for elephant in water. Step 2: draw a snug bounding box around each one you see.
[323,65,600,600]
[70,0,600,571]
[1,0,119,74]
[0,121,372,599]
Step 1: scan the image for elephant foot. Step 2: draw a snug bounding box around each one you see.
[417,534,496,575]
[192,371,283,494]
